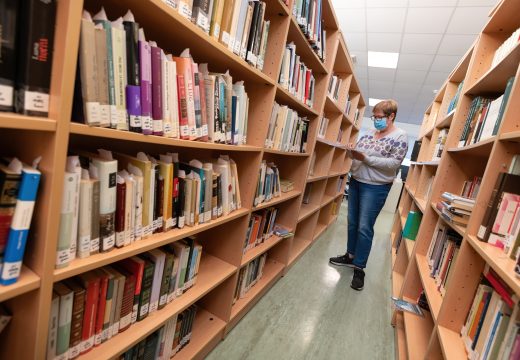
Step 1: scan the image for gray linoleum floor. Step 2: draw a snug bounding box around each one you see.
[206,201,396,360]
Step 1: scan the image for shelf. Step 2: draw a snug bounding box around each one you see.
[316,137,347,149]
[416,160,440,167]
[415,197,427,213]
[0,266,40,302]
[416,254,442,322]
[253,190,302,211]
[402,296,434,360]
[447,136,495,157]
[431,203,466,237]
[0,113,57,132]
[69,123,261,152]
[307,173,329,182]
[467,234,520,297]
[500,131,520,142]
[321,194,335,206]
[437,326,468,360]
[400,215,407,229]
[392,270,404,298]
[405,239,414,259]
[78,254,236,360]
[298,203,320,222]
[241,235,285,267]
[287,16,328,74]
[395,312,408,360]
[313,223,327,240]
[324,95,343,115]
[288,237,312,266]
[174,308,226,360]
[328,170,346,178]
[466,42,520,95]
[262,147,310,157]
[436,110,455,129]
[424,126,434,139]
[328,214,338,226]
[275,84,320,118]
[54,208,249,282]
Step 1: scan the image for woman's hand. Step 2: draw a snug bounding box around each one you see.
[347,143,365,161]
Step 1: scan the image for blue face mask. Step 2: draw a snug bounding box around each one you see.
[374,117,388,131]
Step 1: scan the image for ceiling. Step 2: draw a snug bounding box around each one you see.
[332,0,497,125]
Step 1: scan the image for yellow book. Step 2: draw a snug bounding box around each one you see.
[158,158,173,230]
[210,0,225,39]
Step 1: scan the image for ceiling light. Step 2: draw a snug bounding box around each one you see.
[368,51,399,69]
[433,89,438,94]
[369,98,384,107]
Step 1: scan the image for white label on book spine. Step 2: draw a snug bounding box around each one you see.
[110,106,118,128]
[202,124,208,137]
[139,303,149,317]
[23,91,49,113]
[180,125,189,138]
[221,31,231,46]
[212,207,218,218]
[204,212,211,223]
[129,114,141,128]
[116,232,125,247]
[79,235,91,255]
[142,116,153,132]
[90,237,99,253]
[10,200,33,229]
[102,329,109,341]
[179,2,192,19]
[55,353,67,360]
[81,336,94,352]
[112,322,120,335]
[164,122,172,135]
[176,288,183,297]
[68,345,80,359]
[56,249,70,266]
[84,102,100,125]
[218,207,223,217]
[178,216,185,228]
[120,313,131,330]
[149,302,158,314]
[167,293,175,303]
[477,225,486,239]
[103,234,115,250]
[0,84,14,107]
[143,224,152,238]
[159,294,167,306]
[166,218,174,229]
[153,120,164,133]
[131,306,138,323]
[213,24,220,39]
[247,52,257,65]
[94,333,102,346]
[196,14,208,30]
[190,213,194,224]
[135,225,142,240]
[107,326,113,339]
[228,37,235,52]
[1,261,21,280]
[99,105,110,127]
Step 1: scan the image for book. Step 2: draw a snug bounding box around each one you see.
[402,211,422,241]
[123,11,141,133]
[0,0,18,112]
[63,279,85,358]
[47,293,59,359]
[54,282,73,360]
[78,271,101,354]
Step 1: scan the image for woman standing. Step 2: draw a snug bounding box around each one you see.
[329,99,408,291]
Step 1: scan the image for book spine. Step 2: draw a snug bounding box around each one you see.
[177,75,190,139]
[55,172,78,268]
[47,294,59,359]
[112,25,128,131]
[0,0,18,111]
[94,274,108,346]
[94,27,111,127]
[118,273,135,332]
[151,45,164,136]
[90,180,100,254]
[139,39,153,135]
[77,179,93,260]
[137,261,155,321]
[80,276,100,354]
[124,20,142,132]
[56,289,73,359]
[96,160,117,252]
[78,18,100,126]
[115,178,126,248]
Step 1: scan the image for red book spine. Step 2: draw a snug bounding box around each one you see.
[197,66,209,142]
[484,270,513,307]
[94,272,108,346]
[118,272,136,332]
[151,45,163,136]
[305,70,311,105]
[80,273,101,354]
[115,180,126,248]
[177,75,190,140]
[118,257,144,324]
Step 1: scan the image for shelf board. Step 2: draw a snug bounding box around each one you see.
[436,110,455,129]
[466,42,520,95]
[416,160,440,167]
[0,112,57,132]
[391,248,397,268]
[395,312,408,360]
[78,254,236,360]
[437,326,468,360]
[402,296,434,360]
[230,260,284,326]
[275,84,320,117]
[392,270,404,298]
[0,266,40,302]
[287,16,328,74]
[307,173,329,182]
[431,202,466,237]
[288,237,312,266]
[321,194,335,206]
[405,239,414,259]
[400,215,407,229]
[447,136,495,157]
[253,190,302,211]
[416,254,442,322]
[424,126,434,139]
[174,308,226,360]
[69,123,261,152]
[415,197,427,213]
[313,222,327,241]
[54,208,249,282]
[328,170,346,178]
[316,136,347,149]
[324,95,343,115]
[241,235,285,267]
[500,131,520,142]
[262,147,310,157]
[298,202,320,222]
[467,234,520,297]
[328,214,338,226]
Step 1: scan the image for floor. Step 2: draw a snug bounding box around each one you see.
[206,202,396,360]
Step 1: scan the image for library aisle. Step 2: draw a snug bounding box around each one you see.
[207,202,395,360]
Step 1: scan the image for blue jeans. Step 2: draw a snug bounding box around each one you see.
[347,178,391,269]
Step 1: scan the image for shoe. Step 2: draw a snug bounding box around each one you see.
[351,268,365,291]
[329,253,354,267]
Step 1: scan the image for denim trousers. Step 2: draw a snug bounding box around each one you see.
[347,178,392,269]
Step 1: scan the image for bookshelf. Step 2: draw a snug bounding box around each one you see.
[0,0,364,358]
[391,1,520,358]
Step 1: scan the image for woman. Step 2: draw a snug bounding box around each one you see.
[329,99,408,291]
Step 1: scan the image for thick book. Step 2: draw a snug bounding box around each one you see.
[112,266,136,333]
[54,282,73,360]
[118,256,145,324]
[63,279,85,359]
[78,271,101,354]
[94,269,109,346]
[47,292,59,359]
[0,0,18,111]
[151,43,164,135]
[141,249,165,314]
[123,11,141,132]
[111,17,128,131]
[138,29,153,135]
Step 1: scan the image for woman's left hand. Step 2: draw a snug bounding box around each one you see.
[351,149,365,161]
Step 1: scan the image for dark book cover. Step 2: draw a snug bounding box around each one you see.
[142,330,159,360]
[115,179,126,248]
[123,14,141,133]
[136,259,155,321]
[0,0,18,111]
[158,251,174,309]
[410,140,422,162]
[154,175,164,234]
[246,1,262,61]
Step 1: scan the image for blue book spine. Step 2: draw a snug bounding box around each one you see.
[0,167,41,285]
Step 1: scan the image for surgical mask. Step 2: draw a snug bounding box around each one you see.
[374,117,388,131]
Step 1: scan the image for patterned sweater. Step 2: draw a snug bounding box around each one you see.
[351,128,408,185]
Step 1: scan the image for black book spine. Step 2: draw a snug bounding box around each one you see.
[136,260,155,321]
[183,239,195,285]
[123,19,141,133]
[178,176,186,225]
[142,331,159,360]
[15,0,56,116]
[246,2,261,60]
[0,0,18,111]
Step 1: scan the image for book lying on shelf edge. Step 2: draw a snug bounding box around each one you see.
[391,297,424,317]
[280,179,294,193]
[273,225,293,238]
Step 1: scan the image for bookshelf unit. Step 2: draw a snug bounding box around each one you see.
[0,0,364,358]
[391,1,520,359]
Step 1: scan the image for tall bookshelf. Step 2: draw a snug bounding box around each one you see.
[0,0,365,358]
[391,0,520,359]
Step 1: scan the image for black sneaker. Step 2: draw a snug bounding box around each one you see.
[351,268,365,291]
[329,253,355,267]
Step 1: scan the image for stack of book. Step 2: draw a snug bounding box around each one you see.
[478,155,520,255]
[402,211,422,241]
[254,161,281,206]
[48,238,202,359]
[56,151,240,269]
[0,0,56,116]
[432,128,448,160]
[76,9,251,145]
[121,305,198,359]
[278,43,316,108]
[438,192,476,226]
[0,157,41,285]
[280,179,294,193]
[446,81,464,115]
[491,27,520,69]
[317,117,328,139]
[426,223,462,296]
[461,266,516,359]
[458,77,514,147]
[243,207,278,253]
[264,102,310,153]
[292,0,326,61]
[163,0,271,70]
[233,253,267,301]
[328,75,342,101]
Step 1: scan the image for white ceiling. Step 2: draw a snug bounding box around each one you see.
[333,0,497,125]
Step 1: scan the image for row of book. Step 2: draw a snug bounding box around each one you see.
[56,150,240,269]
[437,192,475,226]
[48,238,202,359]
[432,128,448,160]
[461,266,517,360]
[490,27,520,69]
[317,117,328,139]
[0,157,41,285]
[119,305,198,360]
[265,102,310,153]
[446,81,464,115]
[254,161,281,207]
[426,223,462,296]
[328,75,342,102]
[292,0,326,61]
[163,0,271,71]
[0,0,56,116]
[243,208,278,253]
[458,77,514,148]
[77,9,250,145]
[279,43,316,108]
[233,253,267,302]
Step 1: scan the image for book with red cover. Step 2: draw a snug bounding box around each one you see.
[118,256,145,324]
[176,74,190,140]
[115,178,126,248]
[77,271,101,354]
[484,266,514,307]
[112,265,136,333]
[63,279,86,359]
[93,269,108,346]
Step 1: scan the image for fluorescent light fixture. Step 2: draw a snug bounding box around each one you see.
[369,98,383,107]
[368,51,399,69]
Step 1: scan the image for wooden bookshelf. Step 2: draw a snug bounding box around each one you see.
[391,2,520,358]
[0,266,40,303]
[0,113,57,132]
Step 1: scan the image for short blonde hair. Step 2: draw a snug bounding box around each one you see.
[373,99,398,119]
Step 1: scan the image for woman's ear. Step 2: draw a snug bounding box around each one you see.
[389,113,396,122]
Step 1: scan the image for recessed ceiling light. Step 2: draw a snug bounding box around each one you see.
[433,89,438,94]
[368,51,399,69]
[369,98,384,107]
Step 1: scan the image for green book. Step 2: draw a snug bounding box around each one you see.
[158,251,174,310]
[54,282,73,358]
[402,211,422,241]
[136,259,155,321]
[492,76,515,136]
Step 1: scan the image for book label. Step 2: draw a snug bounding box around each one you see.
[142,116,153,133]
[129,115,141,128]
[85,102,101,126]
[0,85,14,107]
[81,336,94,353]
[0,261,21,281]
[68,345,80,359]
[55,249,70,266]
[23,91,49,113]
[221,31,231,46]
[135,225,142,240]
[178,216,185,228]
[180,124,189,137]
[112,322,119,335]
[166,218,174,229]
[179,1,192,19]
[247,52,257,66]
[116,232,125,247]
[90,237,100,253]
[228,37,236,52]
[159,294,167,306]
[103,234,115,250]
[102,329,109,341]
[119,313,131,331]
[164,122,172,135]
[213,24,220,39]
[94,333,102,346]
[139,303,149,317]
[153,120,164,134]
[212,207,218,218]
[143,224,152,237]
[131,305,138,323]
[79,235,91,255]
[110,105,118,128]
[99,105,111,127]
[196,14,208,31]
[477,225,486,239]
[202,124,208,137]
